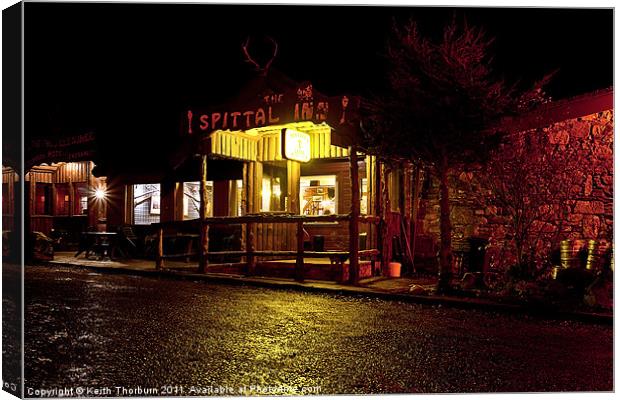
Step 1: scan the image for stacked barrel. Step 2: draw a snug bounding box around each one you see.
[560,239,586,269]
[557,239,613,277]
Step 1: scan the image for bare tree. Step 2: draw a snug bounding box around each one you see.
[363,17,549,291]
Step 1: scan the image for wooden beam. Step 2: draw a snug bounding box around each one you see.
[198,155,209,273]
[124,182,134,225]
[246,221,256,275]
[174,182,185,221]
[201,214,350,224]
[287,159,300,251]
[228,180,238,216]
[68,181,74,217]
[160,180,176,223]
[253,162,263,213]
[348,145,360,285]
[295,221,305,282]
[380,162,389,275]
[87,162,98,227]
[410,164,422,273]
[365,155,373,249]
[190,249,379,258]
[28,176,35,232]
[155,227,164,270]
[50,183,57,217]
[153,213,380,227]
[213,180,230,216]
[287,160,300,214]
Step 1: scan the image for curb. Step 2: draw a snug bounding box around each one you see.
[42,261,613,325]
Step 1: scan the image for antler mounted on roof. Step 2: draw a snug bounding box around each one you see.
[241,36,279,76]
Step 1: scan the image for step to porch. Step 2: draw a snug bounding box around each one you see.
[207,257,375,283]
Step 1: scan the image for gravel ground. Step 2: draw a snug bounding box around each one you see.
[24,265,613,395]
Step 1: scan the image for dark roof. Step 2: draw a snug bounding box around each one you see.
[503,87,613,133]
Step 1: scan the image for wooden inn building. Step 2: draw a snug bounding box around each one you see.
[8,70,419,285]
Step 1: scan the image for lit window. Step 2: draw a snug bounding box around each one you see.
[300,175,337,216]
[183,181,213,220]
[133,184,161,225]
[75,184,89,215]
[260,165,286,213]
[261,176,283,212]
[235,180,243,216]
[80,196,88,214]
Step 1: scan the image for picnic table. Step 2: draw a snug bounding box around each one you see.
[75,231,119,261]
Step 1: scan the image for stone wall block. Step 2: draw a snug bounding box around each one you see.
[584,175,593,196]
[582,215,601,239]
[568,213,583,224]
[548,129,570,145]
[485,205,498,215]
[574,200,605,215]
[601,174,613,187]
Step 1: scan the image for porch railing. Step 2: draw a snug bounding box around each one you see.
[152,214,380,283]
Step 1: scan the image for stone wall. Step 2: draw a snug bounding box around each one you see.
[416,108,613,271]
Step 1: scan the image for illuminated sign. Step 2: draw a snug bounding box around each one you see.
[185,83,361,135]
[281,128,311,163]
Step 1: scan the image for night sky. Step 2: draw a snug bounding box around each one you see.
[24,3,613,141]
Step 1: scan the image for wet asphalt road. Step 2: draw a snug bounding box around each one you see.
[25,265,612,395]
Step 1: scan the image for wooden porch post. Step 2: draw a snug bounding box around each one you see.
[155,226,164,270]
[288,159,303,280]
[174,182,185,221]
[50,183,57,216]
[160,181,176,223]
[295,221,304,282]
[198,155,209,273]
[68,180,74,217]
[380,163,390,276]
[88,162,100,227]
[375,159,384,275]
[246,221,256,275]
[349,146,360,285]
[27,174,35,233]
[245,161,256,276]
[410,164,422,272]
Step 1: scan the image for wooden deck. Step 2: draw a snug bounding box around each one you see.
[259,258,374,282]
[49,252,376,283]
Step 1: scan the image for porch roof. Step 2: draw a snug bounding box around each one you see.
[196,121,351,163]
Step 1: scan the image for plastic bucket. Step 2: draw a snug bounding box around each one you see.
[388,262,401,278]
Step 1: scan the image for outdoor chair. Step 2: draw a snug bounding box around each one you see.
[117,225,140,258]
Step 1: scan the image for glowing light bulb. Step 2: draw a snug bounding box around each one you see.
[95,188,106,200]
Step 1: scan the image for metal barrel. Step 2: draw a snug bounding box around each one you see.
[560,239,585,269]
[585,240,602,271]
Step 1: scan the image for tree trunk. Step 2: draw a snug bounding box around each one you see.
[515,238,524,268]
[198,155,209,273]
[348,145,360,285]
[437,153,452,292]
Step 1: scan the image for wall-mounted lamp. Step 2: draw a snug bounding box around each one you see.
[95,188,106,200]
